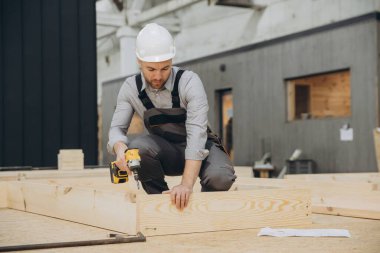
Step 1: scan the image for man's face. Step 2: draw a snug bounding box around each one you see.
[139,59,172,89]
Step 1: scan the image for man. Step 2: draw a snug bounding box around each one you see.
[108,23,236,210]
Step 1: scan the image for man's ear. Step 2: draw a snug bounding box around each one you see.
[137,59,142,68]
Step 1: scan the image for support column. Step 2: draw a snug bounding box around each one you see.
[117,26,139,76]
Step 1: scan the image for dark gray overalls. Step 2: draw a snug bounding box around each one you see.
[128,70,236,194]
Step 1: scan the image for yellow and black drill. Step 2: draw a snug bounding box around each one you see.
[109,149,141,189]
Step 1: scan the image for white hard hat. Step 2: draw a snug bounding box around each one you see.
[136,23,176,62]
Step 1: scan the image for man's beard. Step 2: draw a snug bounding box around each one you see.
[147,79,165,89]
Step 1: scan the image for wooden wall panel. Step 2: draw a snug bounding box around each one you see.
[137,188,311,236]
[288,70,351,119]
[7,181,137,234]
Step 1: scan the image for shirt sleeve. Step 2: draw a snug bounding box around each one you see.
[182,73,210,160]
[107,81,135,155]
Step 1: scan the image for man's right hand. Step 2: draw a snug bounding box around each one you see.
[113,142,131,175]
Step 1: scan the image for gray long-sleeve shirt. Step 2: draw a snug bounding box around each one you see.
[107,66,210,160]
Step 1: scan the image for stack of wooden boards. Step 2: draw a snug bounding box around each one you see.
[58,149,84,171]
[0,167,379,237]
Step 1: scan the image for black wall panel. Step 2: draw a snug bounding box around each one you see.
[42,0,61,166]
[0,0,3,165]
[79,0,98,165]
[3,0,23,165]
[0,0,98,167]
[61,0,80,149]
[23,0,43,166]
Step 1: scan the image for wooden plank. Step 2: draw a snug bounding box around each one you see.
[285,172,380,183]
[233,177,380,219]
[27,177,143,196]
[374,128,380,172]
[0,168,109,181]
[0,182,7,208]
[233,166,253,177]
[234,177,379,192]
[58,149,84,170]
[312,191,380,219]
[6,181,137,234]
[137,188,311,236]
[287,81,295,121]
[0,166,249,182]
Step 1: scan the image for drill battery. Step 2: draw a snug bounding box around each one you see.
[109,149,141,189]
[109,162,129,184]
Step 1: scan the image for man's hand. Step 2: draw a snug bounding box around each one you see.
[163,184,193,210]
[113,142,131,175]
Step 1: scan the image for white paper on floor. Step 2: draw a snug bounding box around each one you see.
[257,227,351,238]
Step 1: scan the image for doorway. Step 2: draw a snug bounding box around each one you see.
[217,89,233,158]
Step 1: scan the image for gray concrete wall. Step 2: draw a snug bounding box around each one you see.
[185,18,379,173]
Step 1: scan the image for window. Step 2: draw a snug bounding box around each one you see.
[287,70,351,121]
[217,89,233,158]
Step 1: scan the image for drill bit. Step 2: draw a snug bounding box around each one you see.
[132,171,140,189]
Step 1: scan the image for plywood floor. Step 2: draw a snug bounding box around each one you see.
[1,208,379,253]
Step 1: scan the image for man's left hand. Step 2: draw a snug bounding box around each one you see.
[163,184,193,210]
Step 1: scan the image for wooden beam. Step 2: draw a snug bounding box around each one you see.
[58,149,84,171]
[374,128,380,172]
[0,168,109,181]
[28,177,143,195]
[233,177,380,219]
[234,177,379,192]
[0,182,7,208]
[0,166,252,182]
[6,181,137,234]
[233,166,253,177]
[287,81,295,121]
[137,188,311,236]
[312,191,380,219]
[96,12,125,27]
[128,0,202,27]
[285,172,380,183]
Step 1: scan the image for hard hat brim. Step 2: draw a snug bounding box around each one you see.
[136,52,175,63]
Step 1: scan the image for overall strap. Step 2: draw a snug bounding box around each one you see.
[135,74,155,110]
[171,69,185,108]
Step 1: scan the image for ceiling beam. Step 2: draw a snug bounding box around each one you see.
[128,0,202,27]
[97,12,125,27]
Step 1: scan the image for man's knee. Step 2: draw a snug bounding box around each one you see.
[128,135,163,182]
[201,164,236,191]
[128,135,158,158]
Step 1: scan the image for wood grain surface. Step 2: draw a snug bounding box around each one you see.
[137,188,311,236]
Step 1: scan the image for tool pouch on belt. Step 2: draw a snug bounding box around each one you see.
[143,107,227,152]
[143,107,188,143]
[206,127,228,153]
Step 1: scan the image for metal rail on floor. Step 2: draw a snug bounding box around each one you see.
[0,232,146,252]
